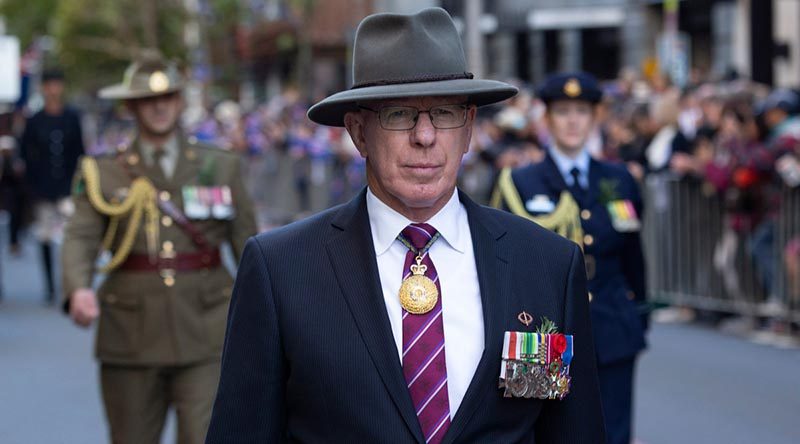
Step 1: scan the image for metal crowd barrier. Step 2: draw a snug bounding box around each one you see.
[643,174,800,323]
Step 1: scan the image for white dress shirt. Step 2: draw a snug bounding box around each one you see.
[550,146,590,189]
[366,188,484,418]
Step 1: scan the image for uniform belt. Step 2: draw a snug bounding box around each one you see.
[118,249,222,272]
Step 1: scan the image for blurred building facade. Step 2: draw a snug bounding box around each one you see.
[228,0,799,103]
[443,0,799,87]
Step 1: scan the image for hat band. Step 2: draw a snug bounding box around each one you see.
[351,72,474,89]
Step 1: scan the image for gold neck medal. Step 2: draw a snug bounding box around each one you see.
[399,255,439,315]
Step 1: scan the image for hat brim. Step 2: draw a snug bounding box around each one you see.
[307,79,518,127]
[98,83,183,100]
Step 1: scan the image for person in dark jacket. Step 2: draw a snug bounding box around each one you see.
[207,9,605,444]
[20,68,85,303]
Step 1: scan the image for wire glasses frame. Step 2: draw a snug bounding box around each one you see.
[357,104,469,130]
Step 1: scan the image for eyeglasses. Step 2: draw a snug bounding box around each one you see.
[358,104,469,130]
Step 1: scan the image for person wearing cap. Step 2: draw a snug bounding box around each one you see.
[61,52,257,444]
[19,68,85,304]
[207,8,603,444]
[746,89,800,313]
[761,88,800,143]
[492,72,648,444]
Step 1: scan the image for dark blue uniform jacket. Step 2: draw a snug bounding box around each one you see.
[503,153,648,366]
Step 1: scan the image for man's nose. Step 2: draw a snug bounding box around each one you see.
[411,111,436,147]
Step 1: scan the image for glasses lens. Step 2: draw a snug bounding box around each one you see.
[379,107,417,130]
[376,104,468,130]
[429,105,467,129]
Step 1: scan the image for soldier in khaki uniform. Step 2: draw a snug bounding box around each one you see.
[62,53,257,444]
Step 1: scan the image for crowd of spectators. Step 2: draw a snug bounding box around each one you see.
[79,68,800,338]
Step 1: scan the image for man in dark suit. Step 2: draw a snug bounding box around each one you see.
[492,72,648,444]
[207,8,605,443]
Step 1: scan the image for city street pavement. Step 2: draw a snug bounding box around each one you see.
[1,232,798,443]
[0,234,175,443]
[635,321,800,444]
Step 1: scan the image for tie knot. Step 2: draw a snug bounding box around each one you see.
[400,223,438,251]
[570,167,581,186]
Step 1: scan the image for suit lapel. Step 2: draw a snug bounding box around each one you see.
[442,192,509,444]
[325,190,425,443]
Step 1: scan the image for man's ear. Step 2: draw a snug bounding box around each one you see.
[344,111,368,158]
[463,105,477,154]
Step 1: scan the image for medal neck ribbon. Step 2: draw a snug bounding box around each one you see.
[396,230,441,257]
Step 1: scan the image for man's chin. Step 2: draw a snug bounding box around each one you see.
[142,124,179,137]
[401,188,452,209]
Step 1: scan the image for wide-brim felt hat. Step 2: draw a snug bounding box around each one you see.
[99,52,184,100]
[307,7,518,127]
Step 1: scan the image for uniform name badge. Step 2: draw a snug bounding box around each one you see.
[182,186,236,220]
[498,331,573,400]
[606,199,641,232]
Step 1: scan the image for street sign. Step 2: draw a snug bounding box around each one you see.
[0,36,21,103]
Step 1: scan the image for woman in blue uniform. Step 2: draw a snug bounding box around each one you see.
[492,72,648,444]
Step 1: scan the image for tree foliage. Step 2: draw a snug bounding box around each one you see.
[0,0,58,49]
[52,0,188,91]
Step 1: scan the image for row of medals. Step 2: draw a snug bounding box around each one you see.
[500,361,571,399]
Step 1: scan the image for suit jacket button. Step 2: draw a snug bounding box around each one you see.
[581,209,591,220]
[626,290,636,301]
[583,234,594,246]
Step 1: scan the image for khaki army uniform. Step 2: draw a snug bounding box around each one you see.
[62,135,257,443]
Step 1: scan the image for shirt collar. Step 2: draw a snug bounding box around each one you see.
[366,187,467,256]
[549,146,590,183]
[139,133,179,164]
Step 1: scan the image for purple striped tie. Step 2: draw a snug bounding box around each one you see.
[400,223,450,444]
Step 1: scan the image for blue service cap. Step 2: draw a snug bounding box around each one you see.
[758,89,800,115]
[537,72,603,105]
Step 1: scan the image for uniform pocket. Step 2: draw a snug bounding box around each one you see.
[96,292,142,356]
[199,285,232,353]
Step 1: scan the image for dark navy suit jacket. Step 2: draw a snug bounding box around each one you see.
[206,189,605,443]
[509,154,648,366]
